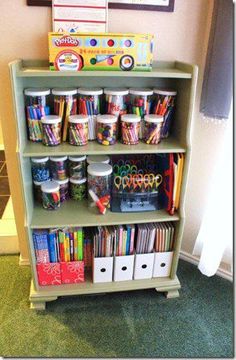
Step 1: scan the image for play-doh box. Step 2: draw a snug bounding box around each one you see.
[48,32,154,72]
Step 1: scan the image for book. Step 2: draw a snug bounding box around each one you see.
[33,230,50,264]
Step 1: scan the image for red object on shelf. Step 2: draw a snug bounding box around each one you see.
[60,261,85,284]
[36,262,61,286]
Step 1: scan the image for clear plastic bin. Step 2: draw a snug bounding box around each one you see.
[68,115,89,146]
[87,155,110,165]
[128,88,153,138]
[96,114,118,145]
[50,156,68,181]
[41,181,60,210]
[87,163,112,207]
[68,155,86,180]
[41,115,62,146]
[31,157,50,182]
[52,88,77,142]
[104,88,129,117]
[24,88,50,142]
[121,114,141,145]
[143,115,164,144]
[78,87,103,140]
[69,178,87,201]
[152,89,177,138]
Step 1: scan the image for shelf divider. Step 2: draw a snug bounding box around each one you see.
[30,200,180,229]
[23,137,186,157]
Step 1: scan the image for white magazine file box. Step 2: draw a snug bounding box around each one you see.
[153,251,173,278]
[93,256,113,283]
[113,254,134,282]
[133,252,154,280]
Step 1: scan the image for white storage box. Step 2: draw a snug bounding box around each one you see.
[114,255,134,282]
[153,251,173,278]
[133,253,154,280]
[93,256,113,283]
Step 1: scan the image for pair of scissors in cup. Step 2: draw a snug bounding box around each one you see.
[143,173,163,190]
[114,175,133,191]
[113,163,141,177]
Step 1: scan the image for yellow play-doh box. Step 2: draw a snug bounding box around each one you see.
[49,32,154,71]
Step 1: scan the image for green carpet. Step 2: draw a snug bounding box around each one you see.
[0,255,233,358]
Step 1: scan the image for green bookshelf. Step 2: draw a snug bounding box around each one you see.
[9,59,198,310]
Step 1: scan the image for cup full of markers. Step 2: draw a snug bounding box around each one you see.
[128,88,153,138]
[78,87,103,140]
[104,88,129,118]
[52,88,77,142]
[68,115,89,146]
[41,115,62,146]
[24,88,50,142]
[41,180,60,210]
[121,114,141,145]
[143,115,164,144]
[152,89,177,138]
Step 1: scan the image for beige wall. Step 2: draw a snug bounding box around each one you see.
[0,0,224,262]
[0,122,3,148]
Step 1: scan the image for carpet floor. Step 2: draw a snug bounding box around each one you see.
[0,255,233,358]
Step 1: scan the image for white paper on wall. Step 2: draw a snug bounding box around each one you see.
[52,0,108,33]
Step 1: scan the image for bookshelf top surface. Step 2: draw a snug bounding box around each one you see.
[15,60,193,79]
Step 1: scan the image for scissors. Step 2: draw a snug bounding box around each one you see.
[154,174,163,189]
[132,173,143,191]
[114,175,132,191]
[113,163,139,177]
[143,173,155,190]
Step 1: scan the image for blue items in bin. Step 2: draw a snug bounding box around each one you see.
[111,155,163,212]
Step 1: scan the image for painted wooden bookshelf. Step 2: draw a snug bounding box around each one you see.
[9,59,198,310]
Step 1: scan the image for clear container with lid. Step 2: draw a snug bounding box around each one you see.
[58,178,69,202]
[121,114,141,145]
[41,181,60,210]
[33,181,43,203]
[96,114,118,145]
[41,115,62,146]
[87,163,112,207]
[152,89,177,138]
[69,178,87,201]
[128,88,153,138]
[143,115,164,144]
[52,88,77,142]
[68,115,88,146]
[50,156,68,181]
[104,88,129,118]
[87,155,110,165]
[31,157,50,182]
[24,88,51,142]
[78,87,103,140]
[69,155,86,180]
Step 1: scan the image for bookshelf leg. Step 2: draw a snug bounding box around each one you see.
[30,301,46,310]
[164,289,180,299]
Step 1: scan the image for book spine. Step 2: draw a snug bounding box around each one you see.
[33,231,50,263]
[59,233,65,262]
[69,232,74,261]
[47,233,57,263]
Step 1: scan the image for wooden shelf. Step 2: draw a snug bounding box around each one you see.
[23,137,186,157]
[30,200,179,229]
[17,61,192,79]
